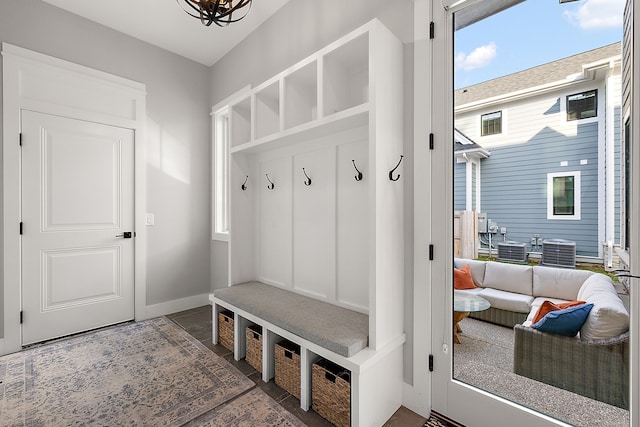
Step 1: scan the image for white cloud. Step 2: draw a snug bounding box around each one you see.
[564,0,624,30]
[455,42,497,71]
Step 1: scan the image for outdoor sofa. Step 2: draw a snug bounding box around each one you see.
[454,258,630,409]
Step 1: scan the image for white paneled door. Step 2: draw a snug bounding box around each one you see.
[21,111,135,345]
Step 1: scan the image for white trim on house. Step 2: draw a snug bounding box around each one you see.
[1,43,147,354]
[546,171,582,221]
[456,55,621,114]
[605,73,619,252]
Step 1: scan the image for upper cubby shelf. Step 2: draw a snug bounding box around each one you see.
[229,20,377,155]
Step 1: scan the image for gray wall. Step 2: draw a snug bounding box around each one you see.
[208,0,416,381]
[0,0,213,339]
[480,123,600,256]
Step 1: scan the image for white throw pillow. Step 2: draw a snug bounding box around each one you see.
[577,274,629,341]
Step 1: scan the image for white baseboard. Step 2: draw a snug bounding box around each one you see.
[145,293,210,319]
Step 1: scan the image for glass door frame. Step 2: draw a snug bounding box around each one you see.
[424,1,639,426]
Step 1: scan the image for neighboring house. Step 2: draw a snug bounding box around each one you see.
[454,43,622,262]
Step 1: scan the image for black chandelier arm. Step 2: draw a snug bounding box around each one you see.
[178,0,253,27]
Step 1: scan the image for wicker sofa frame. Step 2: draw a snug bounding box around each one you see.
[469,306,527,328]
[513,324,629,409]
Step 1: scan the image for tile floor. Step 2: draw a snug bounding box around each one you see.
[167,305,428,427]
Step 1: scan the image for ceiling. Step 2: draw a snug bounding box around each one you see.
[41,0,291,67]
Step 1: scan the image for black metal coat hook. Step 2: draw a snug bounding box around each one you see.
[241,175,249,191]
[265,174,275,190]
[302,168,312,186]
[352,159,363,181]
[389,155,404,181]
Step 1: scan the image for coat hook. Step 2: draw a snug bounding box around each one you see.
[389,155,404,181]
[302,168,312,186]
[352,159,363,181]
[265,174,275,190]
[241,175,249,191]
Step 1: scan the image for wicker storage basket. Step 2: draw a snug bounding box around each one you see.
[218,310,234,351]
[274,340,301,399]
[245,324,263,373]
[312,358,351,427]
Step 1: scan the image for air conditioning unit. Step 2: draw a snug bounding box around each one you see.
[497,241,527,263]
[542,239,576,268]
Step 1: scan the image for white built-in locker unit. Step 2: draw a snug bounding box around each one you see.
[226,19,405,426]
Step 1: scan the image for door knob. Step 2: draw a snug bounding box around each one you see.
[116,232,133,238]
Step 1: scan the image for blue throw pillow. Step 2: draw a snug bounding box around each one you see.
[532,303,594,337]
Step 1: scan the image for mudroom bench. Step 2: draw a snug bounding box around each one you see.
[209,281,406,426]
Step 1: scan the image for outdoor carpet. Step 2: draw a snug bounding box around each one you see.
[0,316,299,426]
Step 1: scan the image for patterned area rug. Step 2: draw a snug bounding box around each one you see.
[0,317,289,426]
[185,388,305,426]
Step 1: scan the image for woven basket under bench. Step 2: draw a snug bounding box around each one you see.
[217,310,234,351]
[275,340,301,399]
[312,358,351,427]
[245,324,262,373]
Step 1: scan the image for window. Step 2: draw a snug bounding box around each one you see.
[481,111,502,136]
[547,172,581,220]
[212,106,230,241]
[566,89,597,121]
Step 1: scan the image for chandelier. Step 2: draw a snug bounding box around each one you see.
[178,0,253,27]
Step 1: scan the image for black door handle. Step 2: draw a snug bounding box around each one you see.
[116,232,133,238]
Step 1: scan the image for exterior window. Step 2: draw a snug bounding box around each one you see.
[481,111,502,136]
[547,172,581,220]
[566,89,597,121]
[212,107,230,240]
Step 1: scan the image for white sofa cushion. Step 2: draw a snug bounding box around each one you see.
[577,274,629,341]
[454,287,484,296]
[532,266,592,300]
[454,258,486,287]
[478,288,533,313]
[482,261,533,295]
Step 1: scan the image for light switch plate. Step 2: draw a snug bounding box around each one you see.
[145,213,155,226]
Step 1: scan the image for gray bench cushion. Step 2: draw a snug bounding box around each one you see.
[214,281,369,357]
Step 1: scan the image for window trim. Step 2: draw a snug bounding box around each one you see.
[480,110,502,137]
[547,171,581,220]
[563,89,598,123]
[211,85,251,242]
[212,106,230,241]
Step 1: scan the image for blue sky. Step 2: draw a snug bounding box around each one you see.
[454,0,625,89]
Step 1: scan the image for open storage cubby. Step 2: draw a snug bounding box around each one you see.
[322,31,369,117]
[230,96,251,147]
[222,19,405,427]
[255,81,280,139]
[284,60,318,130]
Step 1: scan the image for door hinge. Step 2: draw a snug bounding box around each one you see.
[19,133,23,146]
[429,133,434,150]
[429,22,435,39]
[429,244,434,260]
[429,354,434,372]
[19,222,23,235]
[20,311,23,324]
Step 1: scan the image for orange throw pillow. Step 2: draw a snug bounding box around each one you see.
[454,265,477,290]
[532,300,587,324]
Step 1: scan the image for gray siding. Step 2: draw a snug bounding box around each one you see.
[454,161,466,211]
[480,123,600,256]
